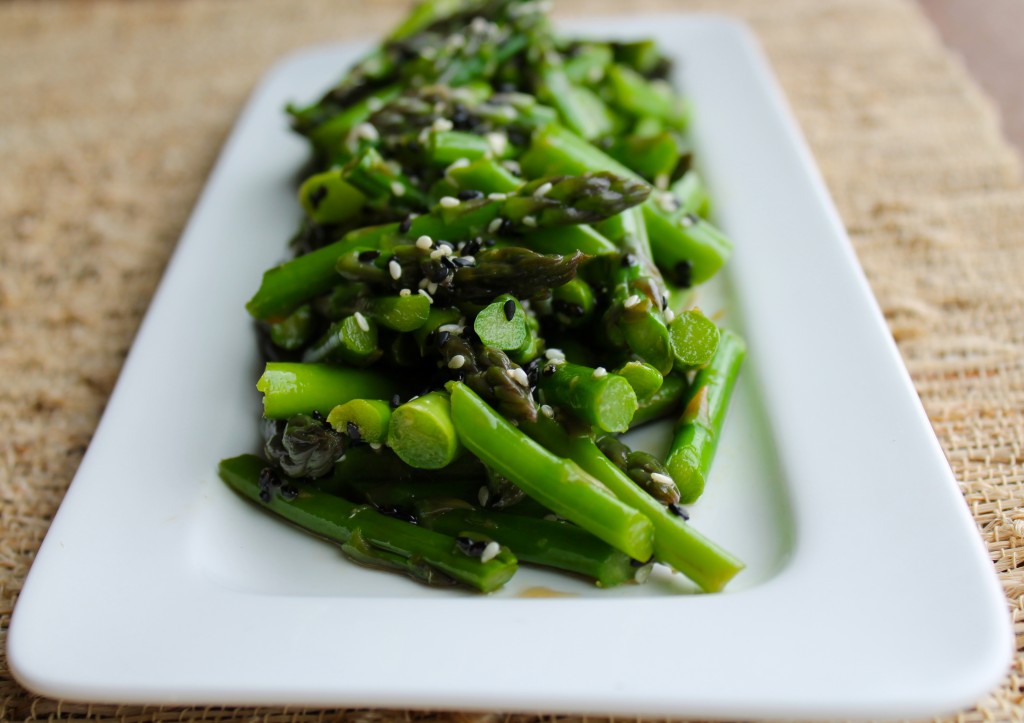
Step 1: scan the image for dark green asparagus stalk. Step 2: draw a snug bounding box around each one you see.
[520,414,743,592]
[521,123,732,285]
[450,246,587,304]
[439,331,538,423]
[448,381,655,562]
[321,444,487,490]
[596,434,680,506]
[267,304,315,351]
[257,362,398,419]
[666,329,746,503]
[420,505,647,588]
[538,360,638,433]
[219,454,517,592]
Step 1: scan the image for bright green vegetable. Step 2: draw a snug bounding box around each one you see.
[257,362,396,419]
[388,391,463,470]
[666,329,746,503]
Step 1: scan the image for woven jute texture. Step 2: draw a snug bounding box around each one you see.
[2,0,1023,720]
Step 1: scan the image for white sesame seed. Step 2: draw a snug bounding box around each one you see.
[427,281,438,295]
[544,348,565,360]
[369,442,382,451]
[656,192,677,213]
[439,196,460,208]
[509,368,530,387]
[485,132,508,156]
[543,513,559,522]
[487,192,507,201]
[664,308,676,323]
[460,255,476,264]
[421,47,436,60]
[438,323,464,333]
[624,294,642,309]
[432,118,454,133]
[418,289,434,303]
[399,288,411,297]
[430,248,444,260]
[416,235,433,250]
[502,160,521,175]
[654,173,669,190]
[353,311,370,333]
[540,404,554,418]
[470,16,488,32]
[480,541,501,563]
[587,66,603,83]
[650,472,675,487]
[390,181,406,197]
[487,218,503,234]
[532,181,553,199]
[592,366,608,379]
[448,354,466,369]
[447,157,471,172]
[355,122,379,142]
[680,213,697,228]
[522,215,537,228]
[478,486,490,506]
[388,259,402,280]
[418,278,429,289]
[366,97,383,112]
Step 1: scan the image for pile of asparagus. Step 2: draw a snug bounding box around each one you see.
[219,0,747,593]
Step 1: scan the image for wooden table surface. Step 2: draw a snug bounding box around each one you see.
[918,0,1024,160]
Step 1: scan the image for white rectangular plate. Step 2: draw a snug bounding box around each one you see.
[9,15,1011,719]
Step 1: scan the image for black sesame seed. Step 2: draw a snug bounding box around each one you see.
[455,536,488,557]
[553,300,585,318]
[308,185,328,210]
[358,249,381,262]
[258,466,280,489]
[462,238,481,256]
[662,294,669,310]
[258,489,272,503]
[457,189,484,201]
[399,216,413,233]
[346,421,361,441]
[436,330,451,348]
[674,260,693,289]
[668,503,690,520]
[503,298,516,321]
[391,393,402,408]
[499,218,515,235]
[621,253,637,268]
[543,364,557,376]
[630,555,655,568]
[451,257,472,267]
[440,255,458,271]
[378,505,417,523]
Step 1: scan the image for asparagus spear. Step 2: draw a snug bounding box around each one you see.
[387,391,463,469]
[521,123,732,285]
[448,381,655,561]
[538,360,638,434]
[439,331,538,423]
[596,434,680,505]
[668,308,721,371]
[666,329,746,503]
[421,506,646,587]
[521,414,743,592]
[257,362,397,419]
[629,372,687,428]
[327,399,393,446]
[263,414,347,479]
[219,455,516,592]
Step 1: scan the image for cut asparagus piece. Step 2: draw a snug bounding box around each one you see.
[448,381,654,561]
[388,391,463,469]
[666,329,746,503]
[257,362,397,419]
[521,415,743,592]
[219,455,516,592]
[668,308,721,371]
[327,399,393,445]
[538,361,638,434]
[422,507,645,588]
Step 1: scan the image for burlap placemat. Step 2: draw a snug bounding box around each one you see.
[2,0,1022,720]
